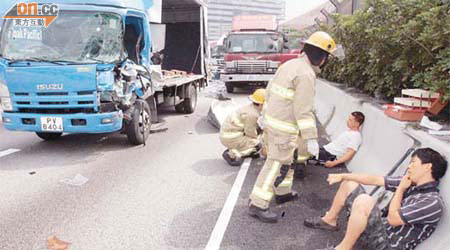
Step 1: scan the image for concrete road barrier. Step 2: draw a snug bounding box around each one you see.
[315,79,450,250]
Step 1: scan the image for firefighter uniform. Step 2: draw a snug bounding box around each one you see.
[249,54,319,210]
[219,103,261,160]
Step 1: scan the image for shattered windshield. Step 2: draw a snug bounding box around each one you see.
[0,10,124,64]
[226,33,282,54]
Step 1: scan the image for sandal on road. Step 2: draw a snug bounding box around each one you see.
[304,216,339,231]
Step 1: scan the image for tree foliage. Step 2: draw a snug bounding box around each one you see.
[321,0,450,101]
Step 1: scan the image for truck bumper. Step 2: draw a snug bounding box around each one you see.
[220,74,274,82]
[1,111,123,134]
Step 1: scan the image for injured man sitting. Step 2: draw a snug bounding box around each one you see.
[312,111,365,168]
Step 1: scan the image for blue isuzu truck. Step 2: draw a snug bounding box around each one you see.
[0,0,208,144]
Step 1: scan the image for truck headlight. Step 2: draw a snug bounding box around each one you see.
[0,79,12,112]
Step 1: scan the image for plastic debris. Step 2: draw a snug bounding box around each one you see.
[98,137,108,142]
[60,174,89,186]
[207,100,239,129]
[47,235,70,250]
[29,171,36,175]
[428,130,450,136]
[420,116,443,131]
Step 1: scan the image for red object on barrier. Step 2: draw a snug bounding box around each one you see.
[384,89,447,121]
[384,104,426,121]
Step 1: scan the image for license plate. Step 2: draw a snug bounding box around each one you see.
[40,117,63,132]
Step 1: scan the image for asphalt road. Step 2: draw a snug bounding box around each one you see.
[0,81,350,250]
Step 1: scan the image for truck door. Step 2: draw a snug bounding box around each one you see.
[124,11,150,67]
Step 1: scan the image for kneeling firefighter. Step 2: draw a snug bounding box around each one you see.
[219,89,266,166]
[248,31,341,223]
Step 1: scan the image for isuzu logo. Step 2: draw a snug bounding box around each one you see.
[37,84,63,90]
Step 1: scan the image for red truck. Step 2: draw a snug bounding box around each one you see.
[220,15,299,93]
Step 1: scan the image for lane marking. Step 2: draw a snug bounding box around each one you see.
[205,158,251,250]
[0,149,21,158]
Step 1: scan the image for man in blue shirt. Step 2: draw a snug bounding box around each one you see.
[304,148,448,250]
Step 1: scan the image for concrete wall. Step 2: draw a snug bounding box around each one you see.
[314,79,450,249]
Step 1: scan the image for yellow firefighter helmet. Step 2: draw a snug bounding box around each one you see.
[249,88,266,104]
[305,31,337,56]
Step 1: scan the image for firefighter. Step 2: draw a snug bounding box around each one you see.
[220,89,266,166]
[248,31,338,223]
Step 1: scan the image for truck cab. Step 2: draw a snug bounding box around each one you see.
[0,0,207,145]
[220,15,298,93]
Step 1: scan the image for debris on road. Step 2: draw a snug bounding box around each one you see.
[428,130,450,136]
[207,99,239,129]
[204,80,228,100]
[47,235,70,250]
[60,174,89,186]
[420,116,443,131]
[98,137,108,142]
[29,171,36,175]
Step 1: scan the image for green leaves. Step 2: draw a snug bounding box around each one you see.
[321,0,450,101]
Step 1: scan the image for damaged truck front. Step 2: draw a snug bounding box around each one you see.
[0,0,207,145]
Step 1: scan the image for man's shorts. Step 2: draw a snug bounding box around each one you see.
[344,185,394,250]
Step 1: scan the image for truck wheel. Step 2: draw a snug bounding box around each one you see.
[182,84,198,114]
[126,99,151,145]
[36,132,62,140]
[225,82,234,93]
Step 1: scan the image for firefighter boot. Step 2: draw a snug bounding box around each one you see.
[294,162,307,180]
[248,205,278,223]
[222,149,243,167]
[275,191,299,205]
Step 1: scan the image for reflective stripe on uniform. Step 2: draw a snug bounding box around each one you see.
[252,186,273,201]
[278,179,293,188]
[270,84,294,100]
[220,131,244,139]
[264,115,299,134]
[262,161,281,191]
[297,155,310,163]
[297,118,316,130]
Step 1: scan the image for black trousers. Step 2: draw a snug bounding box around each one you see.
[317,147,346,168]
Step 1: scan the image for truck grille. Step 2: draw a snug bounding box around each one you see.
[12,91,98,113]
[236,60,267,74]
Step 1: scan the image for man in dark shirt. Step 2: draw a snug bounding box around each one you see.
[304,148,448,250]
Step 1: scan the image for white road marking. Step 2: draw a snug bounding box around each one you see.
[205,158,251,250]
[0,149,21,158]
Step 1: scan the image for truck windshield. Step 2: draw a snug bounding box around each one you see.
[0,10,124,64]
[226,33,282,54]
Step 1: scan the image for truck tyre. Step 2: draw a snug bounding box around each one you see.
[225,82,234,93]
[36,132,62,140]
[126,99,151,145]
[183,84,198,114]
